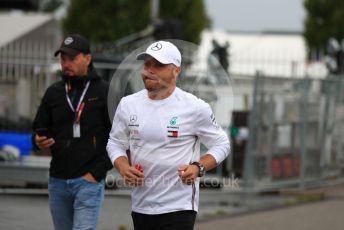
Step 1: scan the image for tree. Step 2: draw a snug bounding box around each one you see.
[159,0,210,44]
[62,0,209,44]
[304,0,344,58]
[40,0,63,12]
[62,0,150,44]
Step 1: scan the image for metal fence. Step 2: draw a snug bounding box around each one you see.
[0,39,233,187]
[242,73,344,191]
[1,38,343,190]
[0,39,58,131]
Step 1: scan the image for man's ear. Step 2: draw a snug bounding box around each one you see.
[173,66,181,77]
[85,54,92,66]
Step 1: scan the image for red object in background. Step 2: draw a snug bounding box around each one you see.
[272,157,282,180]
[135,164,143,172]
[282,156,293,178]
[294,155,301,176]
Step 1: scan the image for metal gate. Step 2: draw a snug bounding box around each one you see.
[243,73,344,191]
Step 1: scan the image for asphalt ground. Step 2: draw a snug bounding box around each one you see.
[0,183,343,230]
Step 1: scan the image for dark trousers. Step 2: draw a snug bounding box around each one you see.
[132,210,197,230]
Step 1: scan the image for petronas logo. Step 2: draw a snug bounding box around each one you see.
[170,117,177,126]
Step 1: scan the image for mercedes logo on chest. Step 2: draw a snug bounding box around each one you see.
[130,115,137,123]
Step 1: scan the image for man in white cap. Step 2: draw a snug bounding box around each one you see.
[107,41,230,230]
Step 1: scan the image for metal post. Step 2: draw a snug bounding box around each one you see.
[299,79,309,191]
[243,71,263,191]
[266,95,274,182]
[333,78,344,170]
[337,79,344,164]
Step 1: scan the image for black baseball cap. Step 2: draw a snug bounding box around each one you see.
[54,34,90,57]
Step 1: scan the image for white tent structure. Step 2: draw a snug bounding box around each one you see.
[187,29,330,127]
[0,11,60,120]
[196,29,327,78]
[0,11,57,48]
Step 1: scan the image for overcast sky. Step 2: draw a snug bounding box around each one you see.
[204,0,306,32]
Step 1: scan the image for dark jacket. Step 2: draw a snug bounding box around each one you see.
[32,68,113,181]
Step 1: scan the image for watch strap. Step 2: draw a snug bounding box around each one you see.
[191,161,205,177]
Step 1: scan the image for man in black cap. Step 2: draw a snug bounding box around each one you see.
[32,34,113,230]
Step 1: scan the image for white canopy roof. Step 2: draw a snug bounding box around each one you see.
[0,11,53,47]
[195,29,327,78]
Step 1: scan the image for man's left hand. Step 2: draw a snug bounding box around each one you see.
[178,164,199,185]
[83,172,97,183]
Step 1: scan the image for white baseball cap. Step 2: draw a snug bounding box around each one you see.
[136,41,182,67]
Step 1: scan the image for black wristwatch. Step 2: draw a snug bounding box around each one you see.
[191,161,206,177]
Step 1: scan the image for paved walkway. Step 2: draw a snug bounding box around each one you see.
[1,183,343,230]
[195,184,344,230]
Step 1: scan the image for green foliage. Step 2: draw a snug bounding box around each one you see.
[160,0,210,43]
[304,0,344,53]
[62,0,209,44]
[62,0,150,43]
[41,0,63,12]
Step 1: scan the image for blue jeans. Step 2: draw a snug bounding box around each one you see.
[48,176,105,230]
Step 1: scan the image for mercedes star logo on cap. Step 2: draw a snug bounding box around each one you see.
[151,42,162,51]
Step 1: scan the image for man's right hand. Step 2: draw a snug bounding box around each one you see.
[120,164,145,187]
[114,156,144,186]
[35,134,55,150]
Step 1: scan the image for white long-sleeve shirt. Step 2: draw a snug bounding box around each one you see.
[107,87,230,214]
